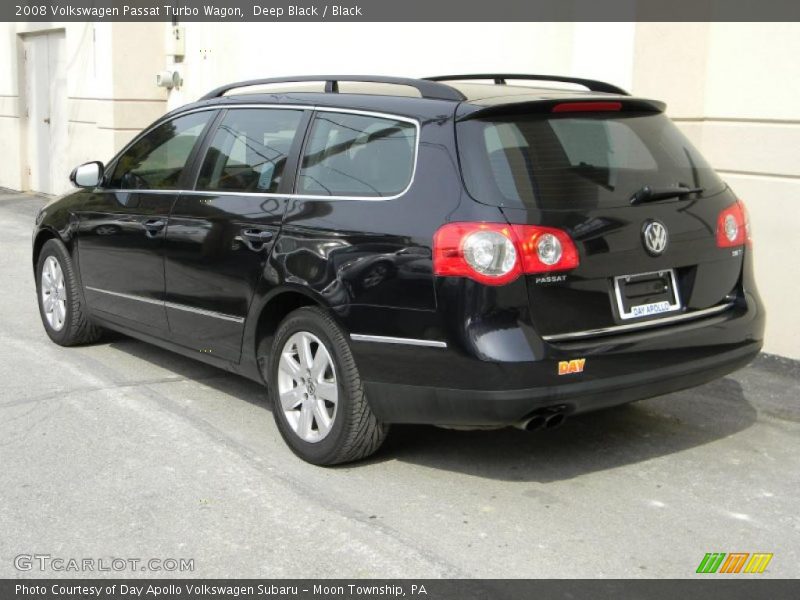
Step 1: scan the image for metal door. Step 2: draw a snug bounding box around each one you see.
[23,30,66,195]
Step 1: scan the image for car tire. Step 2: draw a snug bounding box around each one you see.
[36,238,103,346]
[266,306,389,465]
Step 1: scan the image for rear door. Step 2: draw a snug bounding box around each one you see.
[457,107,744,338]
[77,111,214,334]
[163,106,309,361]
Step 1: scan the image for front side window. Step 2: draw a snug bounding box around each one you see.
[108,112,212,190]
[196,108,304,193]
[298,112,416,198]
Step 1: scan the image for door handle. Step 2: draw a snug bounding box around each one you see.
[143,219,166,237]
[240,228,274,243]
[43,117,51,124]
[237,228,274,251]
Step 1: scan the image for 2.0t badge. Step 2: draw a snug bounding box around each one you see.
[642,220,668,256]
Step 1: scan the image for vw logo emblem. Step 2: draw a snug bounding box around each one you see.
[642,220,668,255]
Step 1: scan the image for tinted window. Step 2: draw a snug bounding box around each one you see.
[108,112,211,190]
[298,112,416,197]
[457,112,724,209]
[196,108,304,193]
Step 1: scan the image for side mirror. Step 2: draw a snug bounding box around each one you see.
[70,161,104,188]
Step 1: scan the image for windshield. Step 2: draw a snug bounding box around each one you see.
[457,112,725,209]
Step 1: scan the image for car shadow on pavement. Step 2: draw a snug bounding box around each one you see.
[105,334,270,408]
[108,334,757,482]
[380,376,757,482]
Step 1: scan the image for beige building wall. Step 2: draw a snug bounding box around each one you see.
[0,22,166,193]
[0,22,797,358]
[633,23,800,360]
[0,23,22,189]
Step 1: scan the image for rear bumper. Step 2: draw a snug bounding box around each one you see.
[363,342,760,425]
[350,294,765,426]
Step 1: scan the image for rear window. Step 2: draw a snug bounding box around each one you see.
[457,112,724,209]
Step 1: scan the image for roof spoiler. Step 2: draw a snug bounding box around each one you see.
[425,74,629,96]
[457,98,667,121]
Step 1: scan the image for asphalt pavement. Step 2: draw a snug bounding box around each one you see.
[1,189,798,578]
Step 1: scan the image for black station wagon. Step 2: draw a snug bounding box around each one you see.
[33,75,765,464]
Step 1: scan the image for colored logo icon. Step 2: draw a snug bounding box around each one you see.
[696,553,773,574]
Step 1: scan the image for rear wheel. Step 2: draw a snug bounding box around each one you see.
[266,307,388,465]
[35,238,103,346]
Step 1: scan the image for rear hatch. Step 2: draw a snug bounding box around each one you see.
[456,101,744,338]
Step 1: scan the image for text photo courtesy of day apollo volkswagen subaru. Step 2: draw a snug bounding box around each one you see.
[32,74,764,465]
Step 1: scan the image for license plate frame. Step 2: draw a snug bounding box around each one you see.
[613,269,682,321]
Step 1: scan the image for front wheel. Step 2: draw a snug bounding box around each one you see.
[266,307,388,465]
[35,238,103,346]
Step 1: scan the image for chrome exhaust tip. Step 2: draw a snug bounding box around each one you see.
[515,415,546,432]
[514,406,568,432]
[543,412,566,430]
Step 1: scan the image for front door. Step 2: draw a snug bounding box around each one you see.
[164,107,308,361]
[77,111,214,334]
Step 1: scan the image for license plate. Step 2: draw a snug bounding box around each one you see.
[614,270,681,320]
[629,300,674,318]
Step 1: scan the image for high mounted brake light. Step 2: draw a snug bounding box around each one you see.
[433,222,580,286]
[716,200,751,248]
[551,101,623,113]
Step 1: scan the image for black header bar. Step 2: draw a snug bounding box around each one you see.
[6,0,800,22]
[4,579,800,600]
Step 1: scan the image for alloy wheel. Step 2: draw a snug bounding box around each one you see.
[41,256,67,331]
[277,331,339,443]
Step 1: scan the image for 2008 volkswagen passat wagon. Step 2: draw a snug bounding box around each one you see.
[33,74,765,464]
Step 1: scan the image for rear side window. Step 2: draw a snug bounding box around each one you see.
[458,112,724,209]
[297,112,416,198]
[108,112,211,190]
[196,108,304,193]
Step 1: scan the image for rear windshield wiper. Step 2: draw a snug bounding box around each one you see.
[630,185,704,205]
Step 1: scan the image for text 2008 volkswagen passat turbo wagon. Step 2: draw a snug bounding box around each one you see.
[32,74,765,464]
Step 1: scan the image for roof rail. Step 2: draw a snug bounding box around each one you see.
[199,75,466,102]
[424,74,629,96]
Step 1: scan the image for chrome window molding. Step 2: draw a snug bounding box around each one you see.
[96,103,421,203]
[84,286,163,306]
[163,301,244,323]
[350,333,447,348]
[541,302,735,342]
[84,286,245,324]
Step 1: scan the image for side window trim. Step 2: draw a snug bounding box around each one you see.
[179,109,225,191]
[99,104,420,201]
[185,108,228,191]
[280,109,314,196]
[291,108,319,196]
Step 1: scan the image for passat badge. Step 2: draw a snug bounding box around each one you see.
[558,358,586,375]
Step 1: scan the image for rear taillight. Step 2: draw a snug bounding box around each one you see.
[716,200,751,247]
[433,223,521,285]
[511,225,580,273]
[433,222,579,286]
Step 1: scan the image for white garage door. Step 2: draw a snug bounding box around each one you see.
[23,30,67,195]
